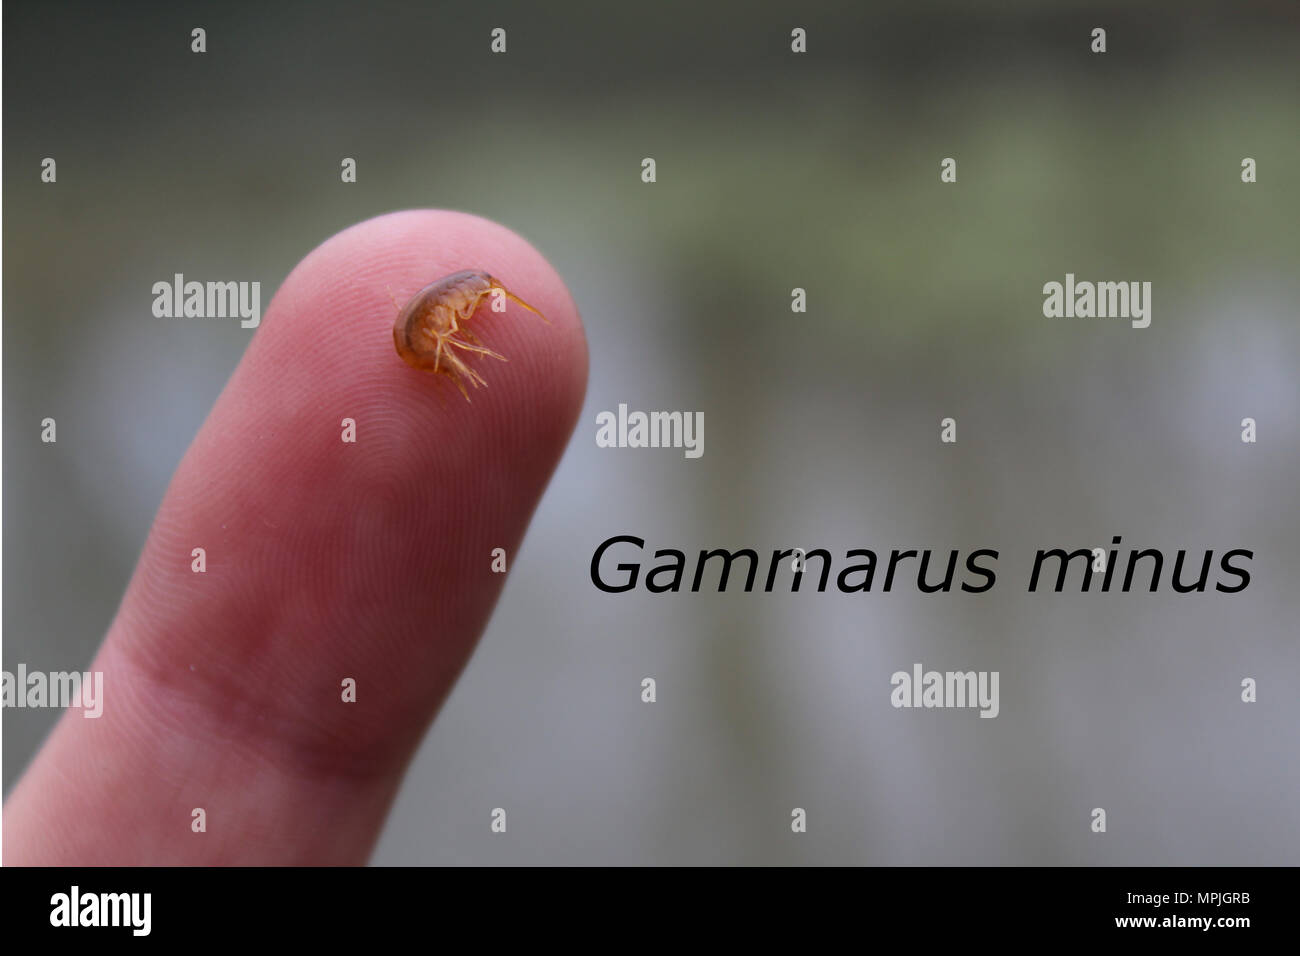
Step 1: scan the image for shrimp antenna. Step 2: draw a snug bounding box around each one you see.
[503,290,550,324]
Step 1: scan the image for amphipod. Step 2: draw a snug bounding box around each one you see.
[392,270,547,400]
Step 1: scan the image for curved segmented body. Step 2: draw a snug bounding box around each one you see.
[392,270,547,400]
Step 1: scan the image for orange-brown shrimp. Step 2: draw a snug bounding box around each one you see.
[391,270,548,401]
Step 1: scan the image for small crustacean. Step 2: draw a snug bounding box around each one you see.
[391,270,547,400]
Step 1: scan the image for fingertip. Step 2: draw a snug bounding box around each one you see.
[258,209,587,427]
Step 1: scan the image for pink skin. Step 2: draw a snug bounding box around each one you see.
[4,210,588,865]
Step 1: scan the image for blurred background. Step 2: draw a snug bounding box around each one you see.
[4,0,1298,864]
